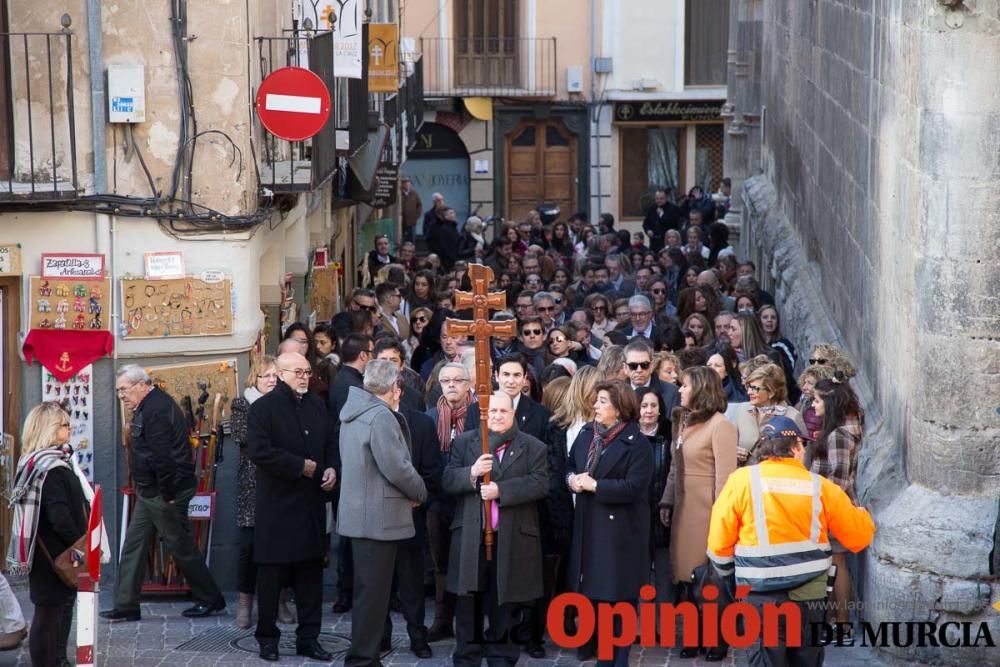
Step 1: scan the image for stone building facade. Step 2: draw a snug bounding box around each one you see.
[724,1,1000,663]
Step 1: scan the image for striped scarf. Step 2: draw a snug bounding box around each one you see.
[6,446,72,575]
[436,392,472,452]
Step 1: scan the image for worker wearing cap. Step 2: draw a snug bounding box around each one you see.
[706,415,875,666]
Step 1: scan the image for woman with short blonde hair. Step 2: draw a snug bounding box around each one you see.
[551,366,602,454]
[729,361,806,465]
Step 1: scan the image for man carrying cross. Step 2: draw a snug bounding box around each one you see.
[442,391,548,666]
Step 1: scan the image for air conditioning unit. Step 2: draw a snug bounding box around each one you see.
[566,66,583,93]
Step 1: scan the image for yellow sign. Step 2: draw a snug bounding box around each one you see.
[0,244,21,275]
[368,23,399,93]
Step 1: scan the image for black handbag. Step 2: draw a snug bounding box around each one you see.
[690,563,735,606]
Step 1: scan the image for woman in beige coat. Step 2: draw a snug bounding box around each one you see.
[659,366,737,661]
[727,361,806,465]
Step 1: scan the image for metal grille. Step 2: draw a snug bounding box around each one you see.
[175,628,398,656]
[696,123,725,192]
[174,627,251,652]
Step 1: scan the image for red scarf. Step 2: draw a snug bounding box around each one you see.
[436,392,472,452]
[586,421,628,475]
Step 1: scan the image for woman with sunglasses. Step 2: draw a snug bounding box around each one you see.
[8,402,92,666]
[406,307,433,365]
[583,293,613,338]
[648,278,678,319]
[545,325,594,368]
[659,367,736,661]
[731,362,806,465]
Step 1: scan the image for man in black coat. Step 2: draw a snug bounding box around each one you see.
[331,289,378,341]
[394,404,444,658]
[328,333,374,614]
[463,353,551,442]
[101,365,224,622]
[643,188,682,254]
[426,207,461,271]
[248,352,338,662]
[443,392,548,666]
[624,338,681,415]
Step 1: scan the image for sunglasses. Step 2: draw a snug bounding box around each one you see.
[747,383,764,393]
[536,306,555,313]
[413,315,428,323]
[354,302,377,313]
[626,361,651,370]
[592,305,606,312]
[522,329,543,336]
[809,358,828,365]
[651,288,667,294]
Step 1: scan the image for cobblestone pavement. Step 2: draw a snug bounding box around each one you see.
[0,583,912,666]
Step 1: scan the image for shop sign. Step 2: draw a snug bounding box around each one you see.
[144,251,185,280]
[41,253,105,280]
[613,100,724,124]
[0,245,20,275]
[370,162,399,208]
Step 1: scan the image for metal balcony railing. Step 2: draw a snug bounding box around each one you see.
[0,30,78,201]
[420,37,557,98]
[254,30,337,193]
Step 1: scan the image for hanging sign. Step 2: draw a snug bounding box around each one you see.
[143,252,185,280]
[41,254,105,280]
[368,23,399,93]
[333,0,363,79]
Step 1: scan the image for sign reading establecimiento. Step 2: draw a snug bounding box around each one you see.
[613,100,724,124]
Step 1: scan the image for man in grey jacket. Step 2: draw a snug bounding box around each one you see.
[338,360,428,667]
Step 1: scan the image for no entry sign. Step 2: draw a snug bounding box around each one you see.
[255,67,332,141]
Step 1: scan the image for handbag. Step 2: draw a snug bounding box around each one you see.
[37,533,88,589]
[691,563,735,606]
[37,500,90,589]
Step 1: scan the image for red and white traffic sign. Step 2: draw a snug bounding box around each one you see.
[255,67,332,142]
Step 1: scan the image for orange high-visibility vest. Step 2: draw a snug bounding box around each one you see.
[706,458,875,592]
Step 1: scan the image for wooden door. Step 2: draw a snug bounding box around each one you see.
[0,278,20,560]
[454,0,519,89]
[506,119,577,221]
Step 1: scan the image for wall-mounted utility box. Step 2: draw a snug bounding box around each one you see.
[567,66,583,93]
[108,64,146,123]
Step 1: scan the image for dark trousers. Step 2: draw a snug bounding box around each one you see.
[346,538,398,667]
[578,600,632,667]
[114,486,222,611]
[747,592,825,667]
[238,526,257,595]
[255,560,324,645]
[402,224,415,244]
[453,539,519,666]
[427,508,455,619]
[28,597,73,667]
[529,550,568,644]
[337,534,354,598]
[395,540,427,642]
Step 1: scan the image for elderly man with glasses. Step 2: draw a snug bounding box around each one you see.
[531,292,558,331]
[248,352,338,661]
[101,365,225,623]
[625,294,657,340]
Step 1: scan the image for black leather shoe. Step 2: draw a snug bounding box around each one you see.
[296,639,333,661]
[331,596,352,614]
[99,608,141,622]
[410,638,432,658]
[258,642,279,661]
[705,646,728,662]
[181,599,226,618]
[525,641,546,658]
[678,646,699,658]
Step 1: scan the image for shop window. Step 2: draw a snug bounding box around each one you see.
[685,0,729,86]
[695,124,724,192]
[620,126,682,218]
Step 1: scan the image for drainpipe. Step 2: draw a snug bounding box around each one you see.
[87,0,120,575]
[590,0,601,220]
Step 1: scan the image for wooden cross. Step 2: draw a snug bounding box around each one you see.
[445,264,516,560]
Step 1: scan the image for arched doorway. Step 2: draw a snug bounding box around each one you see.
[403,122,470,237]
[505,118,578,222]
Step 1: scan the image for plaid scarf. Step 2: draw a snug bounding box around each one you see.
[6,446,73,575]
[586,420,628,475]
[436,392,472,452]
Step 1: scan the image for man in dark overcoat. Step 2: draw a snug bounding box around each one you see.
[394,403,444,658]
[248,352,338,662]
[462,353,550,441]
[443,392,548,666]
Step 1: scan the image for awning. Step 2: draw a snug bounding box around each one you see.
[463,97,493,121]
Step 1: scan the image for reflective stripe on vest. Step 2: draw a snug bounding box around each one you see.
[737,465,831,591]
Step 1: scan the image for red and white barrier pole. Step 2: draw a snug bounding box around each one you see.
[77,485,103,667]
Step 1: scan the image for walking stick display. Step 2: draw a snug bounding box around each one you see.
[444,264,516,561]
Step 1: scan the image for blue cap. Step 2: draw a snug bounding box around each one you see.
[760,415,813,441]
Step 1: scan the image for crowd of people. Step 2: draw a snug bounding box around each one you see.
[0,187,875,667]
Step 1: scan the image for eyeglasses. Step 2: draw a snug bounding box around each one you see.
[809,358,828,365]
[522,329,543,336]
[630,311,652,318]
[747,383,764,393]
[536,306,555,313]
[615,311,630,318]
[651,288,667,294]
[290,337,308,344]
[549,337,566,345]
[281,367,313,378]
[440,377,469,385]
[413,316,428,323]
[115,383,135,396]
[354,302,377,313]
[592,305,606,312]
[626,361,651,370]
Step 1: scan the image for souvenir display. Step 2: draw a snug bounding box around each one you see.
[120,277,234,338]
[29,277,110,331]
[41,365,95,483]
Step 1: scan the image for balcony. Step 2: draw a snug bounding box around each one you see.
[420,37,557,98]
[0,30,78,201]
[254,30,338,194]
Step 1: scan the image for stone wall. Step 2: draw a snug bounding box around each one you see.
[729,0,1000,663]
